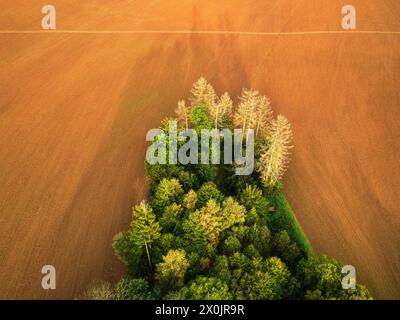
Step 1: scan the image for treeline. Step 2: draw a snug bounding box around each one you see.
[81,78,372,300]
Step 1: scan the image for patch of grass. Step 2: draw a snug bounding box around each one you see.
[268,191,313,256]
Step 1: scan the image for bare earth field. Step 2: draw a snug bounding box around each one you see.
[0,0,399,299]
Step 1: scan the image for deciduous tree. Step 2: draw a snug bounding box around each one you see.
[156,249,189,288]
[234,89,258,136]
[129,201,161,271]
[152,178,184,213]
[209,92,233,129]
[113,278,153,300]
[175,100,190,130]
[190,77,217,108]
[220,197,246,230]
[255,95,273,137]
[257,115,293,187]
[199,199,223,245]
[183,190,198,211]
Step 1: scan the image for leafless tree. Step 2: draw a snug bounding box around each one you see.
[175,100,190,129]
[190,77,217,108]
[209,92,233,128]
[255,95,273,138]
[234,88,258,137]
[257,115,293,186]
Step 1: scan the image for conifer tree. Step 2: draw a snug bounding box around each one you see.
[183,190,198,211]
[199,200,223,245]
[129,201,161,271]
[220,197,246,230]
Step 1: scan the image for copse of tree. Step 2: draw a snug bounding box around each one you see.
[101,78,372,301]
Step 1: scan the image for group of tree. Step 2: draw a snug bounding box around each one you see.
[82,78,372,300]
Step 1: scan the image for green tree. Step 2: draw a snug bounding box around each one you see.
[190,105,213,131]
[212,255,231,283]
[152,178,183,213]
[159,203,183,233]
[272,231,301,268]
[183,211,207,240]
[178,170,199,191]
[156,249,189,289]
[243,257,292,300]
[243,244,261,259]
[197,182,224,208]
[298,255,372,300]
[247,223,271,257]
[151,233,185,265]
[198,200,223,245]
[183,190,198,211]
[222,235,241,255]
[343,285,373,300]
[180,276,232,300]
[129,201,161,271]
[220,197,246,230]
[238,185,271,220]
[112,231,146,276]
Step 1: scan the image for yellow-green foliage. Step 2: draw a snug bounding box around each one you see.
[156,249,189,288]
